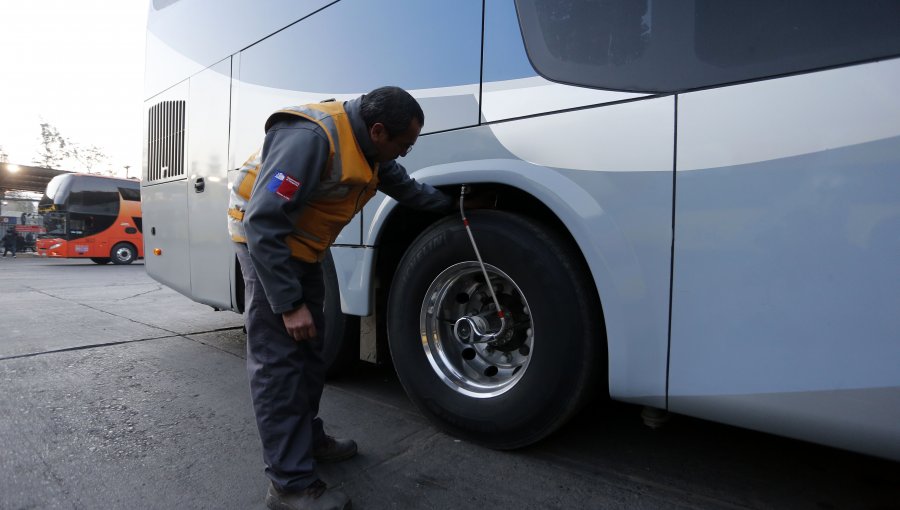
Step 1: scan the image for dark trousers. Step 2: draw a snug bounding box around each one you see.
[235,243,327,491]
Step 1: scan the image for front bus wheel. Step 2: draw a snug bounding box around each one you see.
[387,210,603,449]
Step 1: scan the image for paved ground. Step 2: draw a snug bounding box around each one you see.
[1,255,898,509]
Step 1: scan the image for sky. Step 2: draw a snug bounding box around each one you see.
[0,0,148,178]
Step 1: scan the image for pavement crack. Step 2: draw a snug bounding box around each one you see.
[0,326,243,362]
[27,287,182,336]
[189,326,244,335]
[118,284,165,300]
[38,456,74,505]
[26,286,242,338]
[0,336,180,362]
[185,331,246,360]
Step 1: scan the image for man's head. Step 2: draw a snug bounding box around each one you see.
[360,86,424,163]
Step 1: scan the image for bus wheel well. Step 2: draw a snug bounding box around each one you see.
[377,184,596,299]
[375,183,608,393]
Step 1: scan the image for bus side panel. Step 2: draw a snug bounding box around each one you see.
[187,59,233,310]
[670,59,900,460]
[143,81,191,298]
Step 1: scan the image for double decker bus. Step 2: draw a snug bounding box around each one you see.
[37,173,143,265]
[141,0,900,458]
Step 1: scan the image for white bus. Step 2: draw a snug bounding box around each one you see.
[142,0,900,458]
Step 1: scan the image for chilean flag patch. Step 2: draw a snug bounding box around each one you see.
[266,171,301,200]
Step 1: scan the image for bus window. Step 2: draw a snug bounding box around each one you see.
[515,0,900,92]
[118,186,141,201]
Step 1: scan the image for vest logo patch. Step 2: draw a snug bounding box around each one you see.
[266,171,301,201]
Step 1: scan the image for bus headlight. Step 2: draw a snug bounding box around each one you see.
[50,243,62,250]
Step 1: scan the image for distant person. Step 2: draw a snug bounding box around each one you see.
[2,228,16,257]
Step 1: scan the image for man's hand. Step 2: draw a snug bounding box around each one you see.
[283,304,317,341]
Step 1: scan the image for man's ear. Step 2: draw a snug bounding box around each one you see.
[369,122,388,142]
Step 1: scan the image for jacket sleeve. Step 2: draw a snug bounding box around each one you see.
[377,160,454,213]
[243,121,331,314]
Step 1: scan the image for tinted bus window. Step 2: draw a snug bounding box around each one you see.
[69,177,119,215]
[515,0,900,92]
[118,186,141,201]
[70,211,116,237]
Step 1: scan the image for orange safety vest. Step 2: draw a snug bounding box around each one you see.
[228,101,379,262]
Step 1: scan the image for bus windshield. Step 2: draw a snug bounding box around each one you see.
[41,212,67,238]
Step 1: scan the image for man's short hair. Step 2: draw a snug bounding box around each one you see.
[360,86,424,137]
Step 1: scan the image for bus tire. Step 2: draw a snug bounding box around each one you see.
[91,257,111,264]
[110,242,137,265]
[322,250,360,377]
[387,210,602,449]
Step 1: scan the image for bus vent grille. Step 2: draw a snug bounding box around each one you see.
[147,100,186,182]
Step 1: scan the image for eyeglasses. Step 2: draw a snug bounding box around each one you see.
[399,143,414,157]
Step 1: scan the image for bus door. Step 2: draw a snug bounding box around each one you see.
[186,59,233,310]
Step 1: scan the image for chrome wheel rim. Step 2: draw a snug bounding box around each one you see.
[115,246,132,262]
[419,262,534,398]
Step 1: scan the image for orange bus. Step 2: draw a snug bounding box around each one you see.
[37,174,143,264]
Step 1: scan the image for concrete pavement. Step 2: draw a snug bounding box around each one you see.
[1,257,898,509]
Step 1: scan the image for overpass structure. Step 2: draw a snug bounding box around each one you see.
[0,162,72,194]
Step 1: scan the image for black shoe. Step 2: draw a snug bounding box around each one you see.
[265,480,351,510]
[313,435,358,463]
